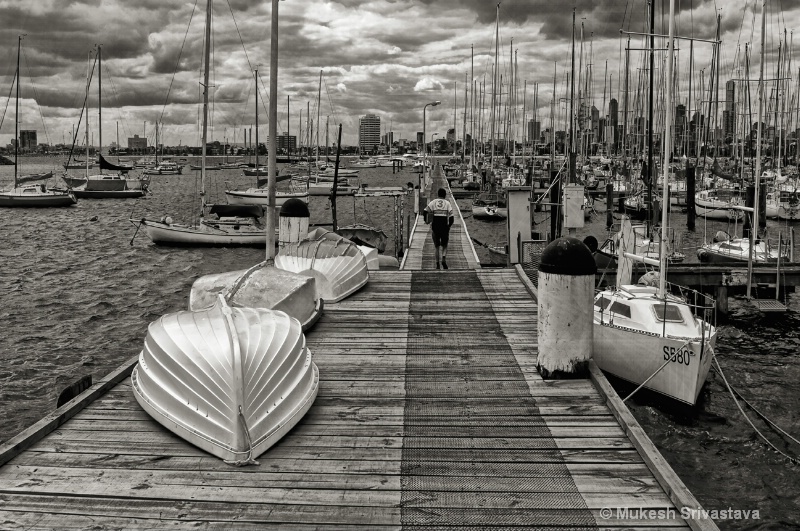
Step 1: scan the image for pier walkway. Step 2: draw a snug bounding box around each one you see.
[402,164,480,271]
[0,170,715,528]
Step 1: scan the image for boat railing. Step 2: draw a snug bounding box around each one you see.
[663,280,717,327]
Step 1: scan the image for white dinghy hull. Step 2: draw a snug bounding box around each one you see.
[189,263,323,331]
[132,296,319,464]
[275,238,369,303]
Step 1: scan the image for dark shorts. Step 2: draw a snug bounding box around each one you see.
[431,226,450,247]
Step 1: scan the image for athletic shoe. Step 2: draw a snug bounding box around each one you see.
[436,262,440,269]
[442,258,448,269]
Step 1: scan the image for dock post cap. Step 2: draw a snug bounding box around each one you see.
[279,199,310,218]
[539,237,597,276]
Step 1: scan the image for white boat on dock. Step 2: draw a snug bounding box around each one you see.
[132,295,319,464]
[275,238,369,302]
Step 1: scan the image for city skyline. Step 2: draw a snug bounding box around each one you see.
[0,1,798,150]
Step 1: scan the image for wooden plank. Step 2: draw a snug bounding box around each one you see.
[55,420,626,438]
[588,361,719,531]
[0,354,139,467]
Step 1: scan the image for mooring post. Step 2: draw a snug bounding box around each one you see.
[278,198,310,249]
[537,237,596,378]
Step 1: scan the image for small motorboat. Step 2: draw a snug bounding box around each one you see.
[275,237,369,303]
[132,295,319,464]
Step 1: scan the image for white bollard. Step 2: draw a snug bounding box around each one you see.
[279,198,310,249]
[537,237,596,378]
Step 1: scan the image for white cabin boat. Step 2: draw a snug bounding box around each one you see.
[593,284,716,405]
[694,189,745,220]
[0,184,77,207]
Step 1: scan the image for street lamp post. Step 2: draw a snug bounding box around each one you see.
[423,100,441,188]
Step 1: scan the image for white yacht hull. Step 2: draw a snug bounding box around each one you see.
[593,318,714,405]
[0,186,77,207]
[138,219,266,247]
[225,189,310,207]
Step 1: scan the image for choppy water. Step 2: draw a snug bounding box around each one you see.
[0,157,798,530]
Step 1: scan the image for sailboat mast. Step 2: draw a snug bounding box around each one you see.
[748,1,767,299]
[658,0,677,299]
[254,68,259,171]
[14,35,20,188]
[647,0,655,228]
[569,9,576,183]
[266,0,280,260]
[453,80,457,158]
[98,45,102,159]
[463,71,468,162]
[490,3,499,166]
[200,0,212,210]
[316,70,322,166]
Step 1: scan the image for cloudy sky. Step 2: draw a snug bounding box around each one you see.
[0,0,798,150]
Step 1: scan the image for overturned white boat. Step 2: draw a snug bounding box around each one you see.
[306,227,380,270]
[132,295,319,464]
[188,261,323,331]
[275,238,369,303]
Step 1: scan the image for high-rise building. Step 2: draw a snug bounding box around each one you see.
[528,120,541,143]
[673,104,687,154]
[128,134,147,151]
[358,114,381,153]
[608,98,619,146]
[723,80,736,140]
[416,132,424,150]
[19,130,37,151]
[274,132,296,152]
[382,132,394,147]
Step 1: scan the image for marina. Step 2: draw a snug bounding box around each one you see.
[1,0,800,528]
[0,168,718,530]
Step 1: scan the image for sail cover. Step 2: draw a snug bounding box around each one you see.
[99,154,132,172]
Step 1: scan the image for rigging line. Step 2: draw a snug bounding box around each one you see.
[159,0,200,124]
[21,46,52,147]
[105,68,134,142]
[0,70,17,138]
[712,354,799,464]
[66,53,98,167]
[225,0,254,70]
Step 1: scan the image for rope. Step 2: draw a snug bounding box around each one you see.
[621,337,693,403]
[159,0,200,123]
[0,69,15,135]
[712,353,799,464]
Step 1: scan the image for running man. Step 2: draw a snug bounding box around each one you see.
[424,187,455,269]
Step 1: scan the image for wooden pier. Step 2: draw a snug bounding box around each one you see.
[0,166,717,529]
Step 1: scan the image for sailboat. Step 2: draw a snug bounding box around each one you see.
[698,6,790,265]
[592,0,716,406]
[225,68,308,208]
[0,36,76,208]
[131,1,266,247]
[62,46,149,199]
